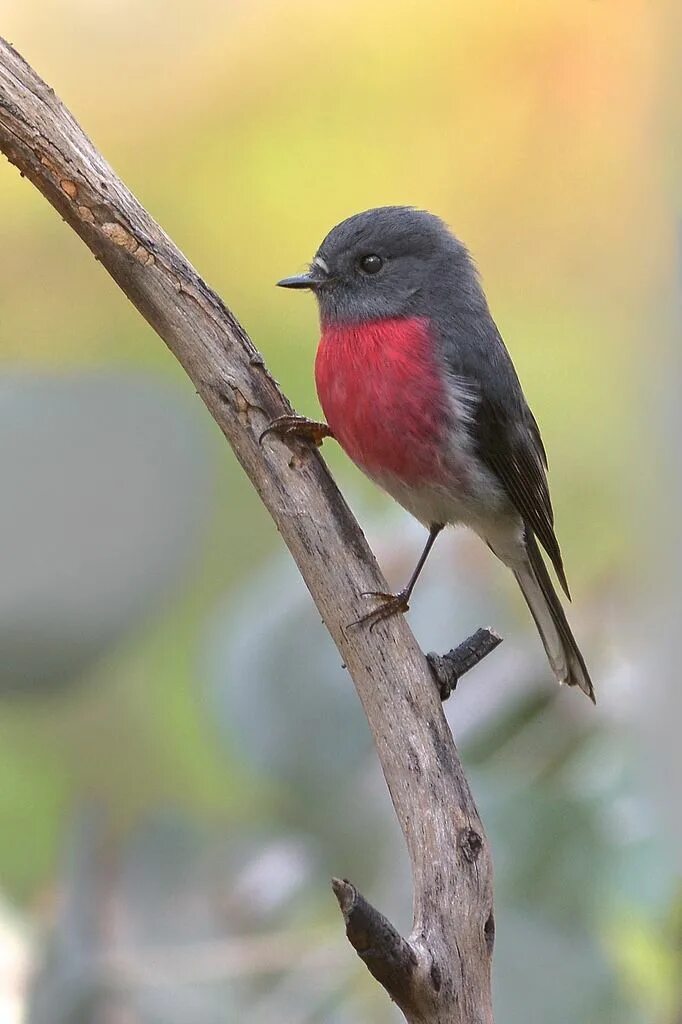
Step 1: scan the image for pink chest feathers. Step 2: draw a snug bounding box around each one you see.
[314,317,449,486]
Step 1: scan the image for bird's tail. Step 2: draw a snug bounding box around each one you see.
[514,528,595,703]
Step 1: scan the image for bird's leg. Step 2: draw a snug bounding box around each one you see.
[259,414,333,448]
[353,523,444,631]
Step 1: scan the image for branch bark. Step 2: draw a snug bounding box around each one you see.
[428,628,502,701]
[0,39,495,1023]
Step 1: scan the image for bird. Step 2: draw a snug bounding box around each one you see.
[265,206,594,702]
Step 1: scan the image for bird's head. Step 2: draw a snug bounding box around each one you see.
[277,206,481,326]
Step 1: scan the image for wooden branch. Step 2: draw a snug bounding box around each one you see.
[0,39,495,1023]
[428,627,502,700]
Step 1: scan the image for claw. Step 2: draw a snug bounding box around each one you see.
[350,590,410,631]
[259,415,331,447]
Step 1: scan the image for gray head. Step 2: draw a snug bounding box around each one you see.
[278,206,483,325]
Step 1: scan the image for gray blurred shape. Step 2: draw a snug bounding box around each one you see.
[637,226,682,857]
[0,372,211,694]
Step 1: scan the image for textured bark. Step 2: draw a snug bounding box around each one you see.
[428,628,502,701]
[0,38,496,1022]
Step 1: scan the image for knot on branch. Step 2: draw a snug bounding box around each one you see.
[459,827,484,863]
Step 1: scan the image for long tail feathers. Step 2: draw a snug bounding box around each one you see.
[514,529,595,703]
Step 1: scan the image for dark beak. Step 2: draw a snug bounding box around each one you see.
[276,268,326,290]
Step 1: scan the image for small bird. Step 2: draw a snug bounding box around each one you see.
[268,207,594,702]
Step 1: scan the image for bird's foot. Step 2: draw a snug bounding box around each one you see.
[351,589,410,632]
[259,415,332,447]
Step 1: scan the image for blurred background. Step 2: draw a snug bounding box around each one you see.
[1,1,680,1021]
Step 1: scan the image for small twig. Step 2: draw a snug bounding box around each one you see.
[332,878,423,1019]
[427,627,503,700]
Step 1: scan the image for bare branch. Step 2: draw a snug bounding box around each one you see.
[428,627,503,700]
[332,878,426,1018]
[0,38,495,1023]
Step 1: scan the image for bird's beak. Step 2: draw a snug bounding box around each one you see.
[276,267,326,290]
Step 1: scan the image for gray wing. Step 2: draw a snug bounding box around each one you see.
[439,316,570,597]
[478,395,570,598]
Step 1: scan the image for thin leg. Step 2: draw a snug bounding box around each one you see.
[402,523,443,599]
[353,523,444,630]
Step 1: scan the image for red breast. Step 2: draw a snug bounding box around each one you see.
[314,317,449,486]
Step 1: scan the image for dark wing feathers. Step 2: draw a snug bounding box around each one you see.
[480,399,571,599]
[437,314,570,598]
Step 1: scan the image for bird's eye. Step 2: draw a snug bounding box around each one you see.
[359,254,383,275]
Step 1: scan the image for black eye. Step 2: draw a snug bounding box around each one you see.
[359,254,383,275]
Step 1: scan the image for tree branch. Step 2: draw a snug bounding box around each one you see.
[332,878,423,1018]
[0,38,495,1022]
[428,627,502,700]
